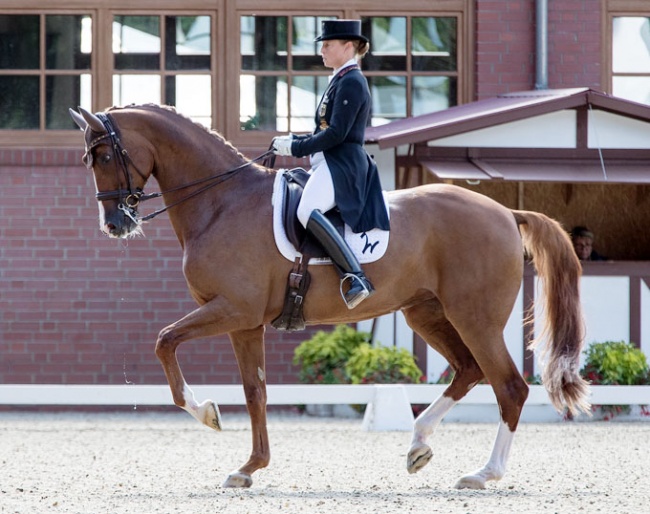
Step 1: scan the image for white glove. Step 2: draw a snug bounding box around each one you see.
[272,135,294,157]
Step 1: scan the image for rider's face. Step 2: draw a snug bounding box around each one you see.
[320,40,352,69]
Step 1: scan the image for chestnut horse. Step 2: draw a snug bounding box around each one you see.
[70,104,590,489]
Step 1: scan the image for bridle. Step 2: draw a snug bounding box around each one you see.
[86,112,274,223]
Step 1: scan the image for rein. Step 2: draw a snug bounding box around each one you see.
[137,150,273,222]
[88,112,274,222]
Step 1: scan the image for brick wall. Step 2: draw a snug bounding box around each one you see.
[475,0,602,99]
[0,148,309,386]
[2,1,608,388]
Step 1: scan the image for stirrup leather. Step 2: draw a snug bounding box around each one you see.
[339,273,372,309]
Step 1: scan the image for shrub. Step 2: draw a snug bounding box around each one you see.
[292,324,369,384]
[581,340,649,386]
[345,344,424,384]
[580,340,650,419]
[293,324,424,386]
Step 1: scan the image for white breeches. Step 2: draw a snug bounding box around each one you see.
[296,152,336,228]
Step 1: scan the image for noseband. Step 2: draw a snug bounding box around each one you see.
[86,112,274,223]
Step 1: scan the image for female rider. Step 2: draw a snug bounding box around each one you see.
[272,19,390,309]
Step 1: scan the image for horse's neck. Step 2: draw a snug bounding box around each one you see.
[150,132,272,242]
[153,129,243,191]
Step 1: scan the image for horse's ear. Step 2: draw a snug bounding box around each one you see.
[69,108,87,132]
[78,106,106,133]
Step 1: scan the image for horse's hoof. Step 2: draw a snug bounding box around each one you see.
[407,443,433,474]
[204,401,222,431]
[454,474,486,490]
[222,471,253,488]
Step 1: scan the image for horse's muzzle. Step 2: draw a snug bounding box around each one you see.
[100,203,140,238]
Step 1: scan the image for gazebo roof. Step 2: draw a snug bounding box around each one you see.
[366,88,650,184]
[366,88,650,148]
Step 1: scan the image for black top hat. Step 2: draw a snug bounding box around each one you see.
[315,20,369,43]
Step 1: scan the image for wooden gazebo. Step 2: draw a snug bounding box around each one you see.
[365,88,650,379]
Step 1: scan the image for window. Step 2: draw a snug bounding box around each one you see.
[240,15,332,132]
[239,14,459,132]
[363,16,458,124]
[113,15,213,127]
[611,16,650,105]
[0,14,92,130]
[0,12,213,133]
[1,2,470,146]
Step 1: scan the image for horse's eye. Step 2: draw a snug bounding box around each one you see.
[99,153,112,165]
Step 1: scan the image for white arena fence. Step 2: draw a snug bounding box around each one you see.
[1,384,649,430]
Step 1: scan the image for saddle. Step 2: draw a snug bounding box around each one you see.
[280,167,345,258]
[272,168,344,331]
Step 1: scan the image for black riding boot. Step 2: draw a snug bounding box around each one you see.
[306,210,374,309]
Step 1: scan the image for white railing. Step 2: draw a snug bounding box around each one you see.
[1,384,648,407]
[2,384,648,429]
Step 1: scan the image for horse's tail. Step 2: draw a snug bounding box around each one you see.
[513,210,591,417]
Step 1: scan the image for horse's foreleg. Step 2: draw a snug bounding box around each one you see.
[155,303,228,431]
[222,326,269,489]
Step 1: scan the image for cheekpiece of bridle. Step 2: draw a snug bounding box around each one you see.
[86,113,145,224]
[85,111,276,223]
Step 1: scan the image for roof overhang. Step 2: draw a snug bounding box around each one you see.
[420,158,650,184]
[366,88,650,150]
[367,88,650,185]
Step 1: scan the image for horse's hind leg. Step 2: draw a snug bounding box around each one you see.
[404,299,528,489]
[402,301,485,475]
[448,323,528,489]
[222,326,269,488]
[447,328,528,489]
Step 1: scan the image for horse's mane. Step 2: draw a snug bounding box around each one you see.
[106,103,268,171]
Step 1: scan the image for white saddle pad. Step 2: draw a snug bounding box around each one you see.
[271,170,390,265]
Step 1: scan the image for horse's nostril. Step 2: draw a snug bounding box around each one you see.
[103,222,120,236]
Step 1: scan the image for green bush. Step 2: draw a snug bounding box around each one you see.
[580,340,650,419]
[345,344,424,384]
[292,325,369,384]
[581,341,649,386]
[293,324,424,385]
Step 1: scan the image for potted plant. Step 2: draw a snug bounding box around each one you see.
[293,324,368,385]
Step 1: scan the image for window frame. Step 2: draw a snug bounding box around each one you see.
[361,12,462,124]
[603,0,650,99]
[0,0,473,149]
[229,6,471,148]
[0,10,96,147]
[108,11,217,127]
[0,1,224,148]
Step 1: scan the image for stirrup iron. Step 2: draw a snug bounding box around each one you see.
[340,273,372,310]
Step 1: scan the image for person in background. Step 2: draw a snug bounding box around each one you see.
[272,19,390,309]
[570,226,607,261]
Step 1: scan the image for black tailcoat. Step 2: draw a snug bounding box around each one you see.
[291,66,390,233]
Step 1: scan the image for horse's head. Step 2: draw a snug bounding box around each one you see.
[69,107,154,238]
